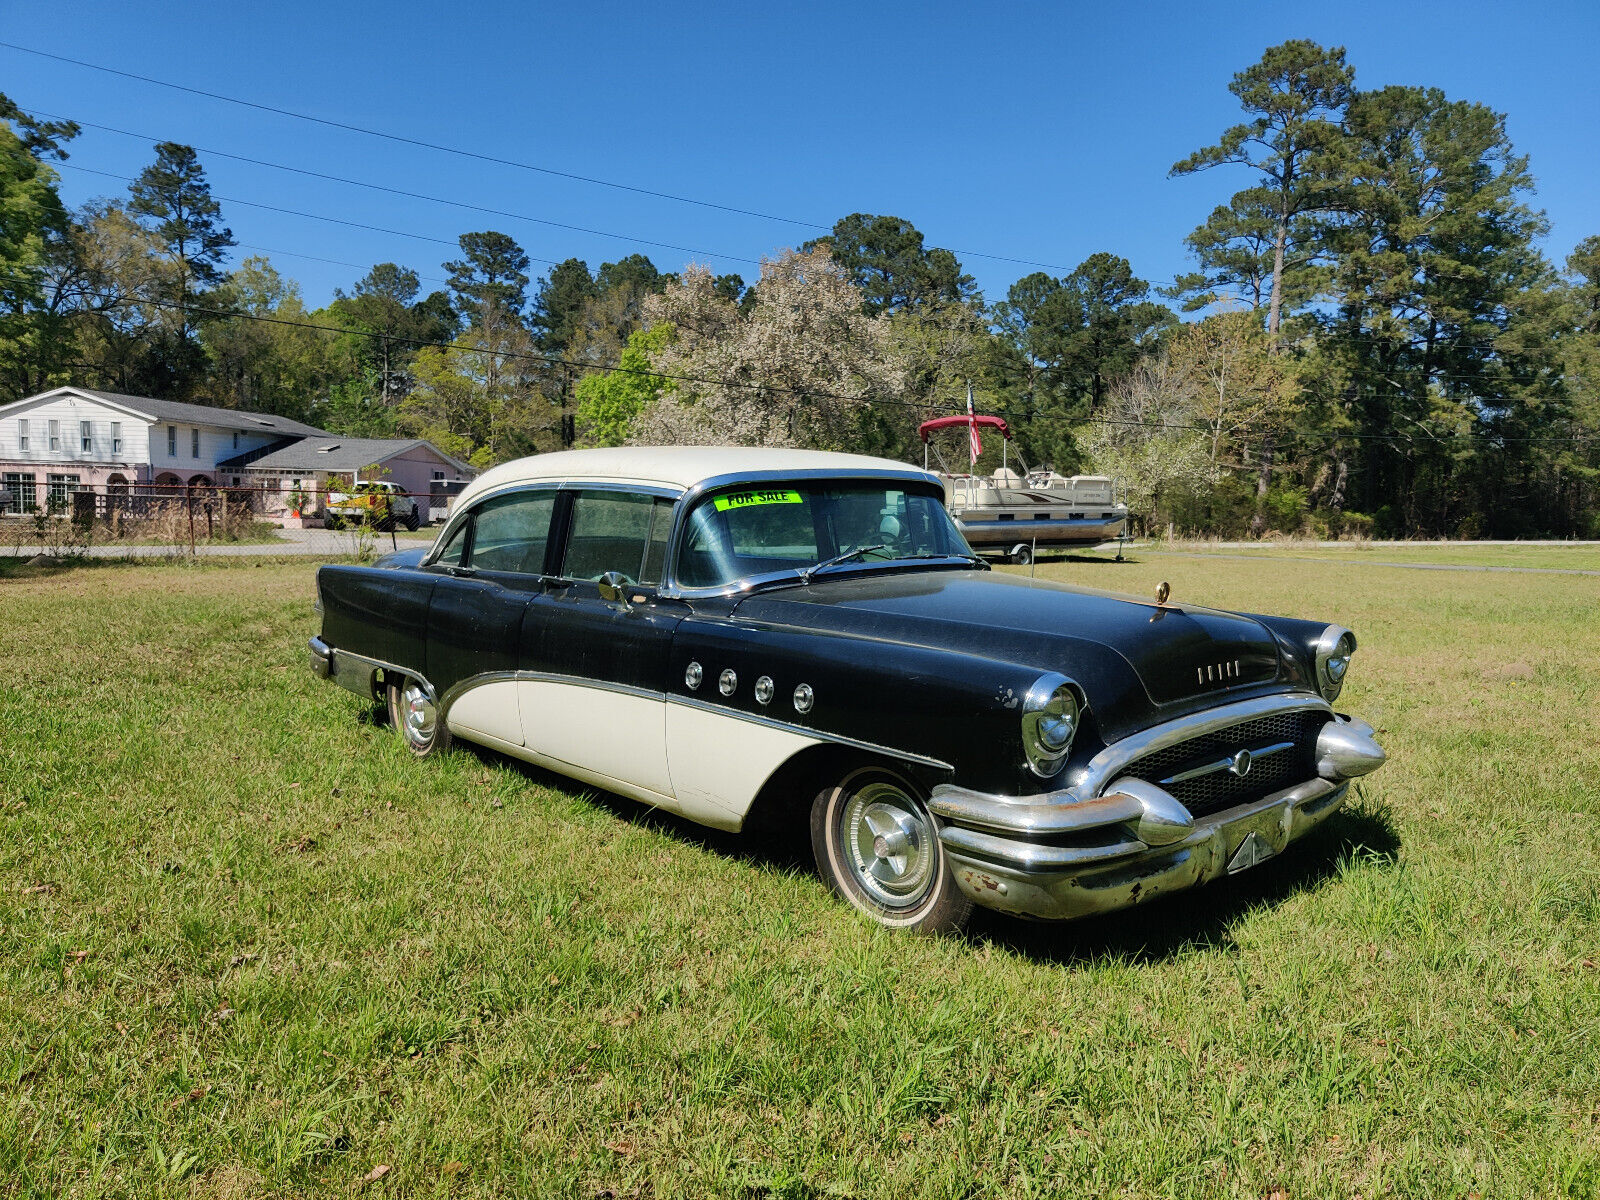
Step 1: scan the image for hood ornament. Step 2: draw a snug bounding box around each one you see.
[1155,581,1171,606]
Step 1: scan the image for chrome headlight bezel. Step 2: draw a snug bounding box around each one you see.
[1313,625,1357,702]
[1021,672,1082,778]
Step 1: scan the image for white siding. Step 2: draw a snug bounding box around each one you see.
[144,422,280,474]
[0,392,152,467]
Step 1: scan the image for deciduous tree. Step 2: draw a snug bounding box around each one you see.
[632,248,905,449]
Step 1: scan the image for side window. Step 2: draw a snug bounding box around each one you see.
[562,490,664,583]
[640,498,675,585]
[469,490,555,574]
[433,519,470,568]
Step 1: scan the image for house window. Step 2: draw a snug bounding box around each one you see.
[48,419,60,452]
[80,420,92,453]
[46,473,80,513]
[17,419,27,452]
[192,428,201,458]
[432,470,445,480]
[1,472,36,513]
[232,431,239,449]
[168,425,176,456]
[111,422,122,455]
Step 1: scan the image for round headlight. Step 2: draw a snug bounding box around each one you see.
[1314,626,1357,702]
[1022,674,1081,777]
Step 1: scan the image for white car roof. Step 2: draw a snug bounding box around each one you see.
[454,446,939,507]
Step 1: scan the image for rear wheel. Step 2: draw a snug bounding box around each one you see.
[404,507,420,531]
[387,675,451,757]
[810,765,971,934]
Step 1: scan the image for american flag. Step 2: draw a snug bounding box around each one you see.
[966,386,982,466]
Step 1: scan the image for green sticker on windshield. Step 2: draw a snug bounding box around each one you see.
[713,489,802,512]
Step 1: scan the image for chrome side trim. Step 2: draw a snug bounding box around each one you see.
[438,669,663,719]
[1068,692,1333,799]
[665,693,954,773]
[1160,740,1293,786]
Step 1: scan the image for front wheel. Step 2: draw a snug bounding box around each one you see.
[810,766,972,934]
[387,674,451,757]
[404,508,420,531]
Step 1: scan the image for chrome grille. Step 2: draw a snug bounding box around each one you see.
[1123,710,1325,819]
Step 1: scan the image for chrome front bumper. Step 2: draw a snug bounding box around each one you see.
[930,699,1385,921]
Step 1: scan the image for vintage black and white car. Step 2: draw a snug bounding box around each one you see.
[310,448,1386,933]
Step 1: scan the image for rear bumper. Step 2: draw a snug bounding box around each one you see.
[309,636,427,704]
[930,705,1385,920]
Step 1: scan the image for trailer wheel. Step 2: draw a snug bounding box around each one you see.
[1010,543,1033,566]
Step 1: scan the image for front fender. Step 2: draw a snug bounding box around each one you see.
[667,614,1089,795]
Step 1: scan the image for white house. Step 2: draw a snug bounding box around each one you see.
[0,387,326,511]
[0,387,473,516]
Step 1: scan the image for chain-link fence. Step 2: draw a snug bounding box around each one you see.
[0,481,448,561]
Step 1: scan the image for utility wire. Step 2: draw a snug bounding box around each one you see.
[2,41,1082,273]
[5,270,1592,449]
[37,111,760,267]
[59,162,552,264]
[233,244,452,289]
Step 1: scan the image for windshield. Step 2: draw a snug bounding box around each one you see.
[676,480,975,590]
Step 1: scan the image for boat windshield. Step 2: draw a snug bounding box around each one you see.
[675,480,976,590]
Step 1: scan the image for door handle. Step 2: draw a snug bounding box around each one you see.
[445,565,476,578]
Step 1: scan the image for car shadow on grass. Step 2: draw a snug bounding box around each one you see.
[459,738,1400,966]
[967,790,1401,966]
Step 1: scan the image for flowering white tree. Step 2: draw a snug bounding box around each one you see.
[630,246,906,449]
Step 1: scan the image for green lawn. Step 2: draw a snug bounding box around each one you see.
[2,555,1597,1198]
[1120,541,1600,572]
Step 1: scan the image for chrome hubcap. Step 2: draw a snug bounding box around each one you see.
[401,682,435,747]
[843,781,934,908]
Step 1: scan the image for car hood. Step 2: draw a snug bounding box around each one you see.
[733,569,1285,733]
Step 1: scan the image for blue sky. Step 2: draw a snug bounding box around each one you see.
[6,1,1598,308]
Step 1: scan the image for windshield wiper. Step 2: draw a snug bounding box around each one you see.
[799,543,888,585]
[902,551,987,566]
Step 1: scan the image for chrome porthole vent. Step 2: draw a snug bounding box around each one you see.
[685,661,703,690]
[719,669,738,696]
[754,676,774,705]
[793,683,814,714]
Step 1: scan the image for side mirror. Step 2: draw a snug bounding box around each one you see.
[596,571,632,611]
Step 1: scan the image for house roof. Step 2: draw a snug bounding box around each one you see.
[0,387,329,437]
[223,436,472,474]
[455,447,936,508]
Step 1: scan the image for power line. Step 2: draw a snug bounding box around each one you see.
[58,162,546,263]
[2,40,1083,274]
[233,244,450,289]
[49,131,758,268]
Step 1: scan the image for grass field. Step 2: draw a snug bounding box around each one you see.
[1127,541,1600,572]
[2,553,1597,1198]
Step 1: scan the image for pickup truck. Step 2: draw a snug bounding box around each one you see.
[323,481,421,530]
